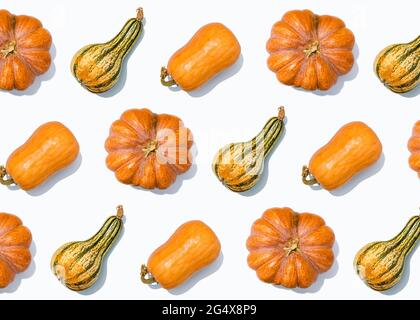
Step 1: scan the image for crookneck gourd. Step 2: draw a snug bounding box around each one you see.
[0,10,52,91]
[212,107,285,192]
[408,121,420,177]
[302,121,382,191]
[267,9,355,91]
[51,206,124,291]
[0,213,32,289]
[161,22,241,91]
[71,8,144,93]
[0,122,79,191]
[105,108,194,190]
[354,214,420,291]
[374,35,420,93]
[141,220,221,289]
[247,207,335,288]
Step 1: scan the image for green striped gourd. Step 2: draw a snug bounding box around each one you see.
[354,215,420,291]
[51,206,124,291]
[374,35,420,93]
[212,107,285,192]
[71,8,144,93]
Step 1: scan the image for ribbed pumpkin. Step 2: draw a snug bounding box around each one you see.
[354,215,420,291]
[141,220,221,289]
[0,10,52,91]
[374,35,420,93]
[51,206,124,291]
[105,108,193,190]
[161,22,241,91]
[267,9,355,91]
[408,120,420,177]
[1,122,79,191]
[246,208,335,288]
[302,121,382,190]
[212,107,286,192]
[0,213,32,289]
[71,8,144,93]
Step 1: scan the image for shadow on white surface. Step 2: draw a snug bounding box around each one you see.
[163,54,243,97]
[97,18,147,98]
[330,153,385,196]
[77,217,126,296]
[144,252,224,294]
[8,43,57,96]
[26,153,82,196]
[292,43,360,96]
[400,84,420,98]
[380,238,419,295]
[240,121,287,197]
[283,242,340,294]
[0,241,37,294]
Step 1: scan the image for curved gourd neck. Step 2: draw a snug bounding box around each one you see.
[390,216,420,256]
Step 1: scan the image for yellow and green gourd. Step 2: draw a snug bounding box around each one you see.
[374,35,420,93]
[71,8,144,93]
[51,206,124,291]
[212,107,286,192]
[354,214,420,291]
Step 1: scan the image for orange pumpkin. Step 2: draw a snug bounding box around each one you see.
[0,213,32,288]
[0,10,52,91]
[267,9,355,91]
[2,122,80,191]
[105,108,194,190]
[302,121,382,190]
[408,120,420,177]
[141,220,221,289]
[161,22,241,91]
[247,207,335,288]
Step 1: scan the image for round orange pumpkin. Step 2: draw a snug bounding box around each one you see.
[267,9,355,91]
[0,10,52,91]
[105,108,194,190]
[246,207,335,288]
[0,213,32,288]
[408,120,420,178]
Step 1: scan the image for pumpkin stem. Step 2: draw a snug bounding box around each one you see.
[140,264,157,285]
[160,67,177,87]
[142,140,158,157]
[116,205,124,219]
[284,238,300,256]
[303,40,320,57]
[278,106,285,121]
[136,7,144,21]
[302,166,318,186]
[1,41,16,58]
[0,166,15,186]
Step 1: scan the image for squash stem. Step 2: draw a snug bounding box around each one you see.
[1,41,16,58]
[136,8,144,21]
[160,67,177,87]
[302,166,318,186]
[116,205,124,219]
[140,264,157,285]
[303,40,320,57]
[0,165,15,186]
[278,106,285,121]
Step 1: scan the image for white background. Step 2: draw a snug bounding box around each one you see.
[1,0,419,300]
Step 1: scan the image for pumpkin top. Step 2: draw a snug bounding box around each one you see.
[105,108,194,190]
[267,9,355,91]
[247,207,335,288]
[0,10,52,90]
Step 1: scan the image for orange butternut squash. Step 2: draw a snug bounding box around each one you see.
[141,220,221,289]
[302,122,382,190]
[408,121,420,177]
[161,23,241,91]
[1,122,79,191]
